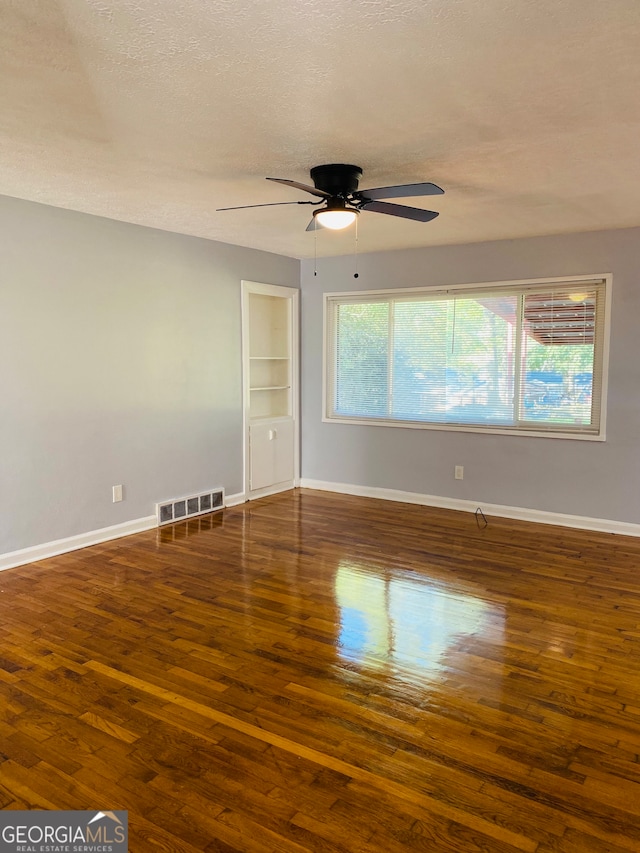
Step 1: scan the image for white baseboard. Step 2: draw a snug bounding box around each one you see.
[299,478,640,538]
[5,481,635,574]
[224,491,246,508]
[1,494,250,574]
[0,515,157,573]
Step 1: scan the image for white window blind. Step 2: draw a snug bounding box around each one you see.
[325,277,608,438]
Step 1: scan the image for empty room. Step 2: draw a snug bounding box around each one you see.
[1,1,640,852]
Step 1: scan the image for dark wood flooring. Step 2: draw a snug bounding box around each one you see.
[1,488,640,852]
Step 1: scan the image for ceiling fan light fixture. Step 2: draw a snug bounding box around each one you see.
[314,200,358,230]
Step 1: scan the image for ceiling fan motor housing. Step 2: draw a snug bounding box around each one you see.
[310,164,362,197]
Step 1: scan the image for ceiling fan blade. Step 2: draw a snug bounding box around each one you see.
[357,181,444,201]
[266,177,331,199]
[361,200,440,222]
[217,200,314,211]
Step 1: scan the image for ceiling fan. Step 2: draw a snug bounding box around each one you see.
[217,164,444,231]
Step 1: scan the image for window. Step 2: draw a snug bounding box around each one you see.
[325,276,609,439]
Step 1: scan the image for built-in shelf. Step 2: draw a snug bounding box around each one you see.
[251,385,291,392]
[243,281,298,497]
[250,413,292,422]
[247,291,292,420]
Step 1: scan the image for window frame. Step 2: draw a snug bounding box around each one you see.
[323,274,611,441]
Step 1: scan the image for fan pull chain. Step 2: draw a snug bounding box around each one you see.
[314,221,317,276]
[353,216,359,279]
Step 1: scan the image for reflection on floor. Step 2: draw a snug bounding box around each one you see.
[336,562,500,678]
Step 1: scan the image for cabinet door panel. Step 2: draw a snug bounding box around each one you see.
[273,419,294,484]
[250,420,294,491]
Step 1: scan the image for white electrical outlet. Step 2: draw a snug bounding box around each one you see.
[454,465,464,480]
[112,484,123,502]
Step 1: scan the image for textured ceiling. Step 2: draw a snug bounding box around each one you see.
[2,0,640,258]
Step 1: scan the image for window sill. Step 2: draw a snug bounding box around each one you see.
[322,414,605,441]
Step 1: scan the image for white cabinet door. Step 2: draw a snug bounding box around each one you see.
[250,419,294,491]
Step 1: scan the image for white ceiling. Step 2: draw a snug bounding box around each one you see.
[2,0,640,258]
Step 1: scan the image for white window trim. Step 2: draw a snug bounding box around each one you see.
[322,273,612,441]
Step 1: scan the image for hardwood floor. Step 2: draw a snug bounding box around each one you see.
[1,488,640,852]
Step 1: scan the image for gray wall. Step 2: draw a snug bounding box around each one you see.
[0,195,299,554]
[300,227,640,524]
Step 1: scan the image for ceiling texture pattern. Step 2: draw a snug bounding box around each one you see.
[2,0,640,258]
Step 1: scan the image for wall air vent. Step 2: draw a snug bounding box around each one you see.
[156,488,225,527]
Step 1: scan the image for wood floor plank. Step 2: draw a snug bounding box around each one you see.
[2,488,640,851]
